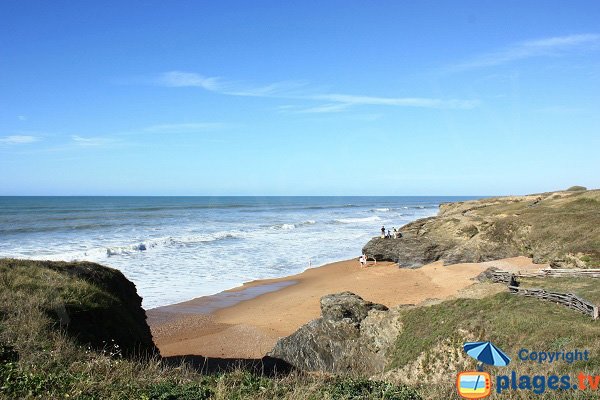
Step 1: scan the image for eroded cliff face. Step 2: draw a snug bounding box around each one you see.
[0,259,158,357]
[268,292,404,374]
[363,189,600,268]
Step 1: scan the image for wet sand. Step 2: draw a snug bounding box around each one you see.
[147,256,544,359]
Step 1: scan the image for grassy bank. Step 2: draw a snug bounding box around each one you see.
[389,285,600,399]
[517,276,600,304]
[364,188,600,269]
[0,259,420,399]
[3,258,600,399]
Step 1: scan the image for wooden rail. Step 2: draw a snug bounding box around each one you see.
[490,269,600,280]
[536,269,600,278]
[507,285,599,320]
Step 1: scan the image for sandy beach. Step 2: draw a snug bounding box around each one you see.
[147,256,544,359]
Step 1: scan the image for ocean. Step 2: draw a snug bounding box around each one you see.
[0,196,478,309]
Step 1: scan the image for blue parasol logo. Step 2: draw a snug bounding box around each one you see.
[457,341,510,399]
[464,341,511,369]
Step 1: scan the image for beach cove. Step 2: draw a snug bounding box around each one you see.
[147,256,544,359]
[0,196,466,309]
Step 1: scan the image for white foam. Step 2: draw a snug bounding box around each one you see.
[334,215,382,224]
[22,230,249,262]
[279,224,296,230]
[296,219,317,227]
[270,220,316,230]
[0,197,450,308]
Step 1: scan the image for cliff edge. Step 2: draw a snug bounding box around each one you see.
[363,188,599,268]
[0,259,157,357]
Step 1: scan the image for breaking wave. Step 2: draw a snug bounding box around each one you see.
[269,220,317,230]
[334,216,382,224]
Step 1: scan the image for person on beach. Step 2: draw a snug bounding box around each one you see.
[381,226,385,238]
[386,229,392,239]
[359,254,367,267]
[392,227,397,239]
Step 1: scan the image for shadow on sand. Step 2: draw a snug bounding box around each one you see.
[162,355,294,377]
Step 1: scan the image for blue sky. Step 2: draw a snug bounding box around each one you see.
[1,0,599,195]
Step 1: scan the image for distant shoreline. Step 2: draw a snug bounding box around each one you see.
[1,196,459,309]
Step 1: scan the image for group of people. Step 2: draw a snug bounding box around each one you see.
[380,225,402,239]
[358,225,403,268]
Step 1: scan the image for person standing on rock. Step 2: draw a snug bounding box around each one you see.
[381,226,385,238]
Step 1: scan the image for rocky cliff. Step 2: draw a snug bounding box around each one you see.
[0,259,157,357]
[363,188,599,268]
[269,292,404,374]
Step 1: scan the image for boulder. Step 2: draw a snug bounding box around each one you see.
[268,292,402,374]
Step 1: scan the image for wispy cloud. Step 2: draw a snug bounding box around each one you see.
[451,33,600,71]
[0,135,39,144]
[71,135,116,147]
[158,71,307,98]
[223,81,309,97]
[314,94,478,109]
[155,71,477,112]
[158,71,222,91]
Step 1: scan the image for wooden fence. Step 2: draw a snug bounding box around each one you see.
[507,285,599,320]
[535,268,600,278]
[490,268,600,280]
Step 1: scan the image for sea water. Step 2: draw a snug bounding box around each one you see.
[0,196,477,309]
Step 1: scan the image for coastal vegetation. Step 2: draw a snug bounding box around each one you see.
[517,276,600,305]
[363,188,600,269]
[269,281,600,398]
[389,286,600,398]
[0,259,419,399]
[2,258,599,399]
[2,189,599,399]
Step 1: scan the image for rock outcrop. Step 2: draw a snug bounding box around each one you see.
[0,259,158,357]
[268,292,403,374]
[362,189,600,268]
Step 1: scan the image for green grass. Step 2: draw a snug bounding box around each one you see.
[390,291,600,398]
[0,259,117,310]
[470,190,600,267]
[0,259,421,399]
[518,277,600,305]
[4,256,600,399]
[0,258,156,358]
[0,358,423,399]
